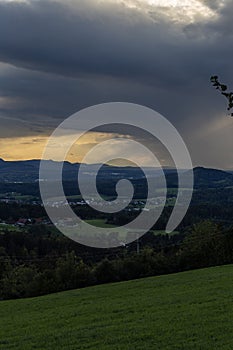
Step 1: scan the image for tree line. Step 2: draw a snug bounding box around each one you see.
[1,220,233,300]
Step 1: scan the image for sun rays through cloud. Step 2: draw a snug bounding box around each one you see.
[100,0,221,23]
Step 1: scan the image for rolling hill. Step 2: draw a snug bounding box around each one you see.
[0,158,174,183]
[1,264,233,349]
[1,159,233,202]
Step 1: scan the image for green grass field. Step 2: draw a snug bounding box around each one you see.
[84,219,179,237]
[85,219,117,228]
[1,265,233,349]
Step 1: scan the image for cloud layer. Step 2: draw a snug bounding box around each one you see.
[0,0,233,167]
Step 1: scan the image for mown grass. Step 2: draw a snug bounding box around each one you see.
[1,265,233,349]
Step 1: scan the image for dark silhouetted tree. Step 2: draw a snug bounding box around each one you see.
[210,75,233,116]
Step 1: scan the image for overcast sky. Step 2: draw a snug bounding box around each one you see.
[0,0,233,168]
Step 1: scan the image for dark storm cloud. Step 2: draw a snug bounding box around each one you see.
[0,0,226,85]
[0,0,233,167]
[0,0,187,83]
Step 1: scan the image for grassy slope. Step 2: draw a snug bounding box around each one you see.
[1,265,233,350]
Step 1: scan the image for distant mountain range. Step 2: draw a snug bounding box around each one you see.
[0,159,233,190]
[0,159,176,183]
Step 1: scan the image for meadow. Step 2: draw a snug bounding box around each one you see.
[85,219,179,236]
[1,264,233,349]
